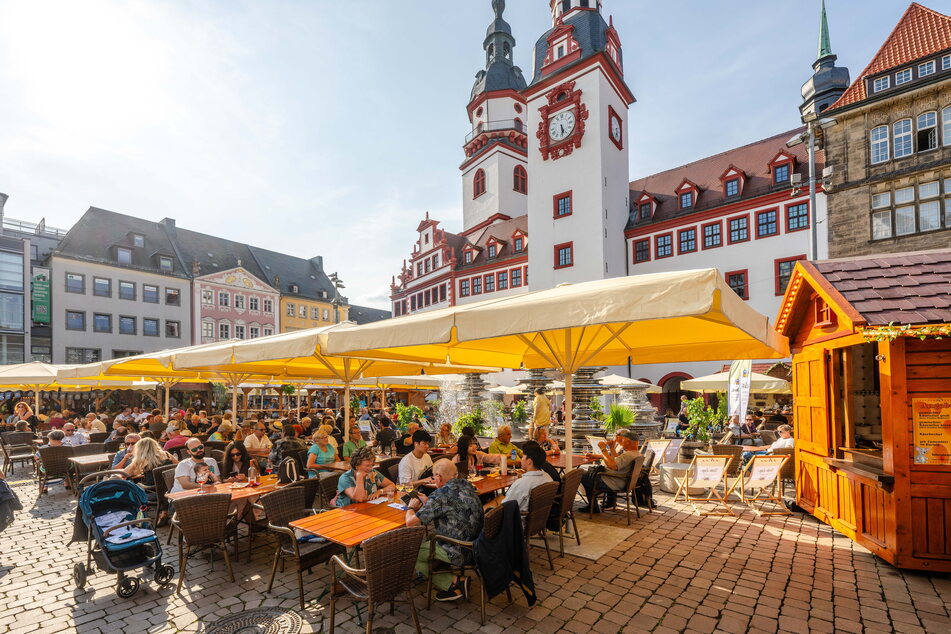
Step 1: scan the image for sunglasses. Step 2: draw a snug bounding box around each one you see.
[189,445,205,451]
[125,441,135,445]
[230,451,242,456]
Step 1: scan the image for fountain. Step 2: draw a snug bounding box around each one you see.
[514,368,552,435]
[552,367,605,451]
[616,384,661,441]
[460,373,489,410]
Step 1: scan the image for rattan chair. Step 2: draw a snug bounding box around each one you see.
[328,526,425,634]
[171,493,237,594]
[317,472,342,509]
[523,481,559,569]
[759,430,778,446]
[73,442,106,456]
[1,431,35,476]
[589,454,646,525]
[208,449,225,464]
[387,463,400,484]
[772,447,795,496]
[103,440,124,453]
[36,446,74,495]
[712,445,744,478]
[163,468,179,545]
[150,463,178,526]
[205,440,229,452]
[260,487,344,609]
[173,446,191,460]
[554,468,584,555]
[426,504,505,626]
[378,457,400,479]
[88,432,109,443]
[286,476,323,509]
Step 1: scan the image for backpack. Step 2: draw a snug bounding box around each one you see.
[0,480,22,533]
[277,457,303,484]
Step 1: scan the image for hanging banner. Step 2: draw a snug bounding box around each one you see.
[727,359,753,418]
[912,398,951,465]
[31,267,50,324]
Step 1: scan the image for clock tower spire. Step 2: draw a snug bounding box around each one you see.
[461,0,529,232]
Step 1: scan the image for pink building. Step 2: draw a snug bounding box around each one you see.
[192,267,279,343]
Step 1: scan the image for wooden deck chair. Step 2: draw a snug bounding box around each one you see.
[727,455,790,516]
[664,438,683,464]
[672,454,733,516]
[644,440,670,474]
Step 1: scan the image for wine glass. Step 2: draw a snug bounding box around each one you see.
[196,471,208,494]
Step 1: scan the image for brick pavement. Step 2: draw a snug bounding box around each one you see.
[1,474,950,633]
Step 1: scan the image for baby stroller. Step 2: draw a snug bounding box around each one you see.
[72,477,174,597]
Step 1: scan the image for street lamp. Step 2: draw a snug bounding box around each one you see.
[786,114,837,261]
[328,272,345,324]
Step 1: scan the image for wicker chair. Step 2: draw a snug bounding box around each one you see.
[759,430,778,446]
[711,445,744,478]
[208,449,225,464]
[425,505,505,626]
[260,487,344,609]
[378,457,400,480]
[554,468,585,556]
[589,455,646,525]
[73,442,106,456]
[328,526,425,634]
[1,431,35,475]
[163,468,179,545]
[772,447,795,496]
[103,440,124,453]
[387,463,400,485]
[317,472,342,509]
[36,446,74,495]
[205,440,229,452]
[523,481,559,569]
[173,446,191,460]
[172,493,237,593]
[88,432,109,443]
[286,476,323,509]
[150,463,178,526]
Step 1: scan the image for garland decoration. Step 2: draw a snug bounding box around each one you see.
[860,322,951,342]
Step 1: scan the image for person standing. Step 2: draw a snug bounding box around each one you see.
[530,389,551,437]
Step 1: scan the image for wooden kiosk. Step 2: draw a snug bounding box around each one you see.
[776,250,951,572]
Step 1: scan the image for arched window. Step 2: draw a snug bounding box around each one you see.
[513,166,528,194]
[503,42,511,60]
[893,119,912,158]
[870,125,889,164]
[473,169,486,198]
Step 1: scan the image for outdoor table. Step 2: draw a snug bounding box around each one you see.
[165,474,283,502]
[468,472,520,496]
[290,500,407,549]
[548,454,598,471]
[67,453,113,468]
[246,447,271,459]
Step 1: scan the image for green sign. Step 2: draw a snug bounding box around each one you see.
[31,267,50,324]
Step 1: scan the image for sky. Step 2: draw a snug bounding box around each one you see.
[0,0,941,309]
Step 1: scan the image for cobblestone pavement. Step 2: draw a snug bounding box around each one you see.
[1,472,950,634]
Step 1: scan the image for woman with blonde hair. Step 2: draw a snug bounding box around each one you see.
[123,437,176,486]
[319,423,339,453]
[306,428,338,477]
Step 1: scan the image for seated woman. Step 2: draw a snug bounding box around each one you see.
[123,438,177,511]
[452,435,502,476]
[335,446,395,507]
[222,441,252,482]
[434,423,457,449]
[206,416,228,442]
[306,429,338,477]
[534,426,561,456]
[319,423,340,456]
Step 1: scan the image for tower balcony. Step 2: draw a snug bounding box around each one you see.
[464,119,528,158]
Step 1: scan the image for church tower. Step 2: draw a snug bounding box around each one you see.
[525,0,635,289]
[800,0,850,119]
[461,0,529,232]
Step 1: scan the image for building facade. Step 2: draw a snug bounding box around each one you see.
[193,268,279,344]
[0,195,32,364]
[824,3,951,257]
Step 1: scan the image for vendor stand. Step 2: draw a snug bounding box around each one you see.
[776,250,951,572]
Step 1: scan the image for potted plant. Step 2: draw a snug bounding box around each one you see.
[394,403,423,432]
[511,400,529,428]
[681,397,721,460]
[589,397,605,422]
[454,407,491,437]
[603,403,634,434]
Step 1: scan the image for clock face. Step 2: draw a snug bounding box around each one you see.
[611,116,622,142]
[548,110,576,142]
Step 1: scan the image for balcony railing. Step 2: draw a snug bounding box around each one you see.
[2,217,69,238]
[465,119,525,144]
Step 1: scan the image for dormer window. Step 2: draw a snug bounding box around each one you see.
[814,296,836,328]
[132,234,144,248]
[873,76,890,92]
[943,55,951,70]
[680,192,693,209]
[514,237,524,252]
[488,244,497,258]
[639,202,651,219]
[919,60,936,77]
[896,68,912,85]
[290,283,300,294]
[117,247,132,266]
[773,164,790,185]
[725,179,739,197]
[159,256,173,272]
[464,251,473,265]
[557,45,565,59]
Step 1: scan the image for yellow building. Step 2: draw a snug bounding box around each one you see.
[280,296,348,332]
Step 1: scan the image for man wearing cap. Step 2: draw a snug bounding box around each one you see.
[580,428,640,513]
[162,423,188,452]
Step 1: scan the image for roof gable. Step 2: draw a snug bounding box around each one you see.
[194,266,275,293]
[831,3,951,109]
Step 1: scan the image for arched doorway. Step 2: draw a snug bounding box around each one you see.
[658,372,693,416]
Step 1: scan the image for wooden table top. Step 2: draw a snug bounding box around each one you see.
[290,500,408,548]
[548,454,598,470]
[166,474,283,502]
[246,448,271,458]
[468,472,520,496]
[67,454,113,466]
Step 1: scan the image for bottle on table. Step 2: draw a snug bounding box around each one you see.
[248,461,259,485]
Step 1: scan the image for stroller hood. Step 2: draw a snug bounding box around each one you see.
[79,479,148,519]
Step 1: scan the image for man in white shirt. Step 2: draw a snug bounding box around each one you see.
[243,423,273,453]
[502,445,552,513]
[170,438,221,493]
[398,430,434,487]
[86,413,107,434]
[114,407,134,425]
[61,423,88,447]
[742,424,794,466]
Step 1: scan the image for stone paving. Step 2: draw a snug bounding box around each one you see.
[1,471,950,634]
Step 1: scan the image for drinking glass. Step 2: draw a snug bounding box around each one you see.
[196,471,208,494]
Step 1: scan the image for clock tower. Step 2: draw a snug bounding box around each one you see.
[525,0,634,290]
[461,0,529,232]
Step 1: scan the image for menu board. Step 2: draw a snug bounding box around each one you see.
[912,398,951,465]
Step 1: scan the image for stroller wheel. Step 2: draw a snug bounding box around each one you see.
[154,564,175,587]
[116,576,140,598]
[73,563,87,589]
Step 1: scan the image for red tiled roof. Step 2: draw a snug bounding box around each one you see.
[456,215,528,271]
[813,249,951,325]
[627,129,822,227]
[830,3,951,109]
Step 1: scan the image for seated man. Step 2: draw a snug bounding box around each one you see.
[396,422,420,456]
[341,423,368,459]
[741,424,794,466]
[169,438,221,493]
[374,417,397,453]
[111,434,141,469]
[61,423,88,447]
[243,422,274,453]
[501,445,552,513]
[405,459,484,602]
[580,428,640,513]
[85,413,107,434]
[398,430,434,487]
[162,423,188,452]
[488,425,523,462]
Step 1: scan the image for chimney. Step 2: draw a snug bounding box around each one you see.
[310,255,324,271]
[160,217,176,233]
[192,259,201,276]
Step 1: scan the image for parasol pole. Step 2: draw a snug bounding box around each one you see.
[33,384,41,416]
[564,372,573,471]
[344,383,351,440]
